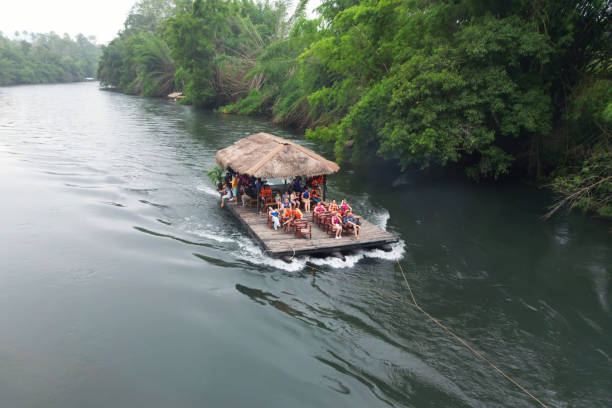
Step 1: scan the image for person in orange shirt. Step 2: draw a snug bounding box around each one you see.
[279,206,291,226]
[293,208,303,220]
[310,186,321,204]
[328,199,338,212]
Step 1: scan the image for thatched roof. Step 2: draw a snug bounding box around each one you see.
[216,133,340,178]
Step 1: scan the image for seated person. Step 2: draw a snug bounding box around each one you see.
[339,199,352,215]
[274,192,282,208]
[310,187,322,204]
[268,207,281,230]
[301,187,311,212]
[282,206,293,226]
[293,208,303,220]
[328,199,339,212]
[343,211,361,239]
[290,191,300,209]
[240,186,253,206]
[314,202,326,213]
[282,195,290,209]
[330,211,343,239]
[219,183,232,207]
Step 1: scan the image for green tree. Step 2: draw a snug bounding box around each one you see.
[97,0,176,95]
[0,31,100,85]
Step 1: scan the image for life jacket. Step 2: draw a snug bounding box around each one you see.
[293,210,302,219]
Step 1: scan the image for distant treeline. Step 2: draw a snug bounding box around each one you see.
[98,0,611,218]
[0,31,101,85]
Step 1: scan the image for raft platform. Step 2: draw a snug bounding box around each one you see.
[224,204,398,260]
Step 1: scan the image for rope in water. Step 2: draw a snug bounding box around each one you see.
[302,261,549,408]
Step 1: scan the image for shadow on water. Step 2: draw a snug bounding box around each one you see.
[133,226,215,248]
[235,283,330,330]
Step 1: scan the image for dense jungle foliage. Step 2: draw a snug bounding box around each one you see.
[98,0,611,218]
[0,32,100,85]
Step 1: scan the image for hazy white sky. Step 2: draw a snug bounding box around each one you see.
[0,0,137,44]
[0,0,320,44]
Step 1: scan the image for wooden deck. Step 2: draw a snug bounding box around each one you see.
[224,204,398,259]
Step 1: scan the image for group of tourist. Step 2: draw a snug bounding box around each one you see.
[269,196,361,239]
[219,172,324,210]
[218,170,262,208]
[218,171,361,239]
[266,176,323,231]
[313,199,361,239]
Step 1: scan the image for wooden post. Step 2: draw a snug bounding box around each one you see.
[256,179,261,214]
[323,175,327,202]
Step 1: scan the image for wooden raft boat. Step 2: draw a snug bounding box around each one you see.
[225,203,398,260]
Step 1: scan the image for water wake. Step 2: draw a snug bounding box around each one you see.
[196,183,220,197]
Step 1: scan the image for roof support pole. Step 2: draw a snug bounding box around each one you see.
[256,180,261,214]
[323,175,327,202]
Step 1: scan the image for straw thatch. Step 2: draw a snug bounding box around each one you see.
[216,132,340,178]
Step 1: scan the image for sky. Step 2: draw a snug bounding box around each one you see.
[0,0,137,44]
[0,0,320,45]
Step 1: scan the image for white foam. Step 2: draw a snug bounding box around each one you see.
[196,183,220,197]
[306,240,406,269]
[234,236,308,272]
[190,229,235,243]
[370,208,391,231]
[178,216,236,244]
[232,235,406,272]
[392,174,409,187]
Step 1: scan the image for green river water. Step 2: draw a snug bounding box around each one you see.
[0,82,610,407]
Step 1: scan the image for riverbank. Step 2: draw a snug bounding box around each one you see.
[96,0,611,223]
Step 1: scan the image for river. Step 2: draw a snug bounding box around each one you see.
[0,82,610,408]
